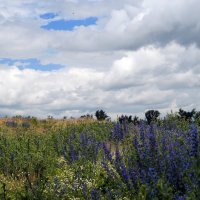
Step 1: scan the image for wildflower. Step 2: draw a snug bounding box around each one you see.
[90,188,100,200]
[115,146,121,164]
[189,124,199,157]
[103,143,112,161]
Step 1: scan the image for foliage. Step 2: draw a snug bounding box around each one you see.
[5,121,18,128]
[145,110,160,124]
[0,117,199,199]
[95,110,108,121]
[119,115,132,124]
[178,108,196,121]
[118,115,140,125]
[80,114,93,119]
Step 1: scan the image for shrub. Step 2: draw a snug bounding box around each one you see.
[22,122,30,128]
[5,121,17,128]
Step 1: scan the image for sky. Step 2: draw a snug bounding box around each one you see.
[0,0,200,119]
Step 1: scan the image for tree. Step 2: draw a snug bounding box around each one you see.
[178,108,196,121]
[80,114,93,119]
[194,111,200,125]
[95,110,108,121]
[133,116,140,125]
[118,115,133,123]
[194,111,200,120]
[118,115,140,125]
[145,110,160,124]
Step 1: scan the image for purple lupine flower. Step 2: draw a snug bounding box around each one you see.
[120,162,131,189]
[90,188,100,200]
[139,122,145,145]
[129,170,136,187]
[79,132,87,146]
[103,143,112,161]
[69,132,75,142]
[147,167,158,183]
[122,120,129,137]
[161,137,167,155]
[78,132,100,162]
[110,122,120,141]
[115,146,121,164]
[189,124,198,157]
[82,183,88,199]
[101,161,116,179]
[148,125,158,166]
[133,134,143,169]
[94,142,101,162]
[69,144,79,162]
[149,125,157,150]
[110,122,128,141]
[140,169,148,184]
[133,134,138,149]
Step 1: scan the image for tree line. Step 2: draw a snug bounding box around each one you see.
[4,108,200,126]
[94,108,200,124]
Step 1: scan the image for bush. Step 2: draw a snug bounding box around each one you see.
[22,122,30,128]
[5,121,17,128]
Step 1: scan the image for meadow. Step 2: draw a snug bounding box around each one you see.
[0,114,199,200]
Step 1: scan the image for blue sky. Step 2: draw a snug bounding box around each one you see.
[41,16,98,31]
[0,0,200,118]
[0,58,63,71]
[40,12,58,20]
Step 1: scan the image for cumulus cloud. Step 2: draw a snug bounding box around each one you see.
[0,66,104,117]
[1,42,200,118]
[0,0,200,118]
[1,0,200,56]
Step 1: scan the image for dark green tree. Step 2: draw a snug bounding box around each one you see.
[133,116,140,125]
[95,110,108,121]
[118,115,139,124]
[145,110,160,124]
[80,114,93,119]
[178,108,196,121]
[194,111,200,120]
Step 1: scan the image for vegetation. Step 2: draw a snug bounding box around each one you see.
[95,110,108,121]
[0,109,199,199]
[145,110,160,124]
[178,108,196,121]
[118,115,140,125]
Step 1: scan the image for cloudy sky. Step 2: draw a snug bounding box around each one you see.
[0,0,200,119]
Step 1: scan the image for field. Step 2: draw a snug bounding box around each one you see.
[0,116,199,199]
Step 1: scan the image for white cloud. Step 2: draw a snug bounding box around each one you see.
[1,42,200,118]
[1,1,200,118]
